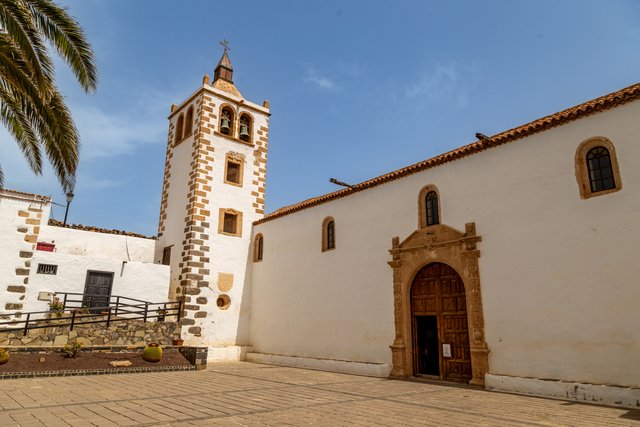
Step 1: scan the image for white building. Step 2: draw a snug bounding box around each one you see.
[157,49,640,407]
[0,189,169,317]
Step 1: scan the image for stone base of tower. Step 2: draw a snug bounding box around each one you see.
[206,345,251,363]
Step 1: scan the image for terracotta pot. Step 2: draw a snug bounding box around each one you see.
[172,338,184,346]
[0,350,9,365]
[142,343,163,363]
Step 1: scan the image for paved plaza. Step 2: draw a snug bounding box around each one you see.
[0,362,638,426]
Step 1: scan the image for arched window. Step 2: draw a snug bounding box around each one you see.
[575,137,622,199]
[184,106,194,136]
[219,106,234,136]
[418,185,441,228]
[322,217,336,252]
[425,191,439,226]
[253,234,264,262]
[174,114,184,144]
[238,113,253,143]
[586,147,615,193]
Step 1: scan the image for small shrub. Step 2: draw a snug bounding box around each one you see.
[62,339,82,358]
[49,297,64,312]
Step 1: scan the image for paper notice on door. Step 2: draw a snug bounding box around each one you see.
[442,343,452,358]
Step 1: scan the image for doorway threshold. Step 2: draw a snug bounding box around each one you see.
[404,375,483,390]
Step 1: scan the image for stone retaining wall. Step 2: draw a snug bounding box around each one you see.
[0,316,181,347]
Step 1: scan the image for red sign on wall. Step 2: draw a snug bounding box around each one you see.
[36,242,55,252]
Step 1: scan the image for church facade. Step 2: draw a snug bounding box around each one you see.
[158,49,640,407]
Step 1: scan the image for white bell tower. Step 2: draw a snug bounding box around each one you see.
[156,42,270,358]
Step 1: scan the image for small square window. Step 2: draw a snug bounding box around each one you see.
[223,213,237,234]
[226,162,241,184]
[37,264,57,275]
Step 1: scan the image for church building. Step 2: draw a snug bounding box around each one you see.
[0,46,638,408]
[158,48,640,407]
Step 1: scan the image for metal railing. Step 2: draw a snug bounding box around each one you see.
[0,292,182,334]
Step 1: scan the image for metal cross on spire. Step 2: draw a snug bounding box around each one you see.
[219,39,230,52]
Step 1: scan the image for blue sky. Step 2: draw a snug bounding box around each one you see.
[1,0,639,236]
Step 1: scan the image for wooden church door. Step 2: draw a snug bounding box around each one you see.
[411,263,472,383]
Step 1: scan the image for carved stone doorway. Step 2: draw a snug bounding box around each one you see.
[411,262,471,383]
[388,223,489,386]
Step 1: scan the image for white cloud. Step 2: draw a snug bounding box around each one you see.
[405,63,470,108]
[0,84,172,195]
[304,67,337,91]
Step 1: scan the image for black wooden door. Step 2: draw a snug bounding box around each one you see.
[83,271,113,313]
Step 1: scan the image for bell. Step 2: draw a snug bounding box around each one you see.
[239,124,250,139]
[220,118,231,134]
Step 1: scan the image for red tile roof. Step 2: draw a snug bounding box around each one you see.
[0,188,51,202]
[48,219,155,240]
[255,82,640,225]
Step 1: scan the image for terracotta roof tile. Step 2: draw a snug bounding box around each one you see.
[48,219,155,240]
[254,82,640,225]
[0,188,51,202]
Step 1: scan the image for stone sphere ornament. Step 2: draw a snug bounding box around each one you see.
[142,343,163,363]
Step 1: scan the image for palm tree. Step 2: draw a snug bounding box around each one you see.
[0,0,97,192]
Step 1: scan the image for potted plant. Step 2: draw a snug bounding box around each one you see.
[0,348,9,365]
[49,297,64,317]
[142,342,163,362]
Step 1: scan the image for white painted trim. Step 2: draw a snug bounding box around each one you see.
[485,374,640,408]
[246,352,391,377]
[206,345,249,363]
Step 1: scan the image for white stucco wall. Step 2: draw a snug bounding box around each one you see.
[0,191,50,313]
[22,251,170,313]
[10,225,169,314]
[38,226,155,262]
[156,128,193,301]
[251,99,640,387]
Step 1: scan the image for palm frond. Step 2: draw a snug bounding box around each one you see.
[25,0,97,92]
[0,0,54,97]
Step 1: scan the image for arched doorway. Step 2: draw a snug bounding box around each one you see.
[388,222,489,385]
[411,262,471,382]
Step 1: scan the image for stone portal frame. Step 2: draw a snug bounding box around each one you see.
[388,222,489,386]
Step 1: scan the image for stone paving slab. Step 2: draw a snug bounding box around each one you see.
[0,362,638,426]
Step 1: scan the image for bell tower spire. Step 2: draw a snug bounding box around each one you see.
[214,39,233,83]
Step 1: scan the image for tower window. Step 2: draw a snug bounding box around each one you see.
[162,246,171,266]
[425,191,439,226]
[223,213,237,234]
[418,185,441,228]
[239,113,253,143]
[226,162,240,183]
[254,234,264,262]
[184,106,194,136]
[220,106,234,136]
[174,114,184,145]
[218,208,243,237]
[322,217,336,252]
[587,147,615,193]
[575,137,622,199]
[224,152,244,186]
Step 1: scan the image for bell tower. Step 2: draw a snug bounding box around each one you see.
[156,43,270,358]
